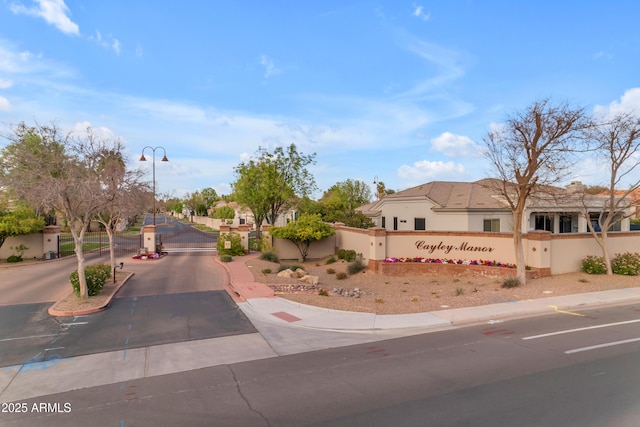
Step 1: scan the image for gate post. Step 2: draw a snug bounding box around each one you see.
[43,225,60,259]
[238,224,249,253]
[143,225,157,254]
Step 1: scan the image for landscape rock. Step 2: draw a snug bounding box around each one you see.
[277,269,295,278]
[299,275,319,285]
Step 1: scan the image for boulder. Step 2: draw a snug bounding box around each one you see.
[277,269,295,278]
[299,275,319,285]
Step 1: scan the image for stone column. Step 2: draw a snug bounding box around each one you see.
[142,225,156,254]
[42,225,60,259]
[238,224,250,253]
[368,227,387,272]
[525,230,552,277]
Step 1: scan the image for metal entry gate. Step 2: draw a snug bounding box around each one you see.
[158,228,218,253]
[57,232,142,258]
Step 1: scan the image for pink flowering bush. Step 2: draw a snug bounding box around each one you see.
[611,252,640,276]
[383,257,517,269]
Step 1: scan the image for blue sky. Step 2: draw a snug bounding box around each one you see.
[1,1,639,199]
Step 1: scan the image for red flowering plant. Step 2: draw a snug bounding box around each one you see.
[383,257,517,269]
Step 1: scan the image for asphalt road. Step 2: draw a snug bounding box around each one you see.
[3,302,640,426]
[0,254,255,367]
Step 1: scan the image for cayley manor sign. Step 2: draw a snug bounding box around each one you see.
[415,240,496,255]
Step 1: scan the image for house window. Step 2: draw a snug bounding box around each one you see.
[534,214,553,232]
[414,218,426,230]
[590,213,622,232]
[393,217,398,231]
[239,218,245,225]
[483,219,500,232]
[381,216,386,228]
[559,215,577,233]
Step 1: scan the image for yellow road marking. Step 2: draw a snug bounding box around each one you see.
[549,305,585,317]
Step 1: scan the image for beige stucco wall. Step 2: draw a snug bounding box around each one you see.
[272,234,336,261]
[0,233,44,260]
[549,232,640,274]
[384,231,517,263]
[335,226,370,259]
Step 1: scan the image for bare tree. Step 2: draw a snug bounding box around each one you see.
[583,112,640,274]
[91,135,149,270]
[0,122,124,299]
[483,99,588,284]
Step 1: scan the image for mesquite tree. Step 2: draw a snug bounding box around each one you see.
[583,112,640,274]
[483,99,588,284]
[0,122,131,299]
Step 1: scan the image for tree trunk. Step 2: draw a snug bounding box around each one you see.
[71,228,88,299]
[601,230,613,275]
[512,208,527,285]
[106,226,116,271]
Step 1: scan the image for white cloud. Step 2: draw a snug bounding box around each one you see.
[260,54,281,79]
[593,87,640,118]
[393,38,466,101]
[593,50,613,61]
[397,160,466,184]
[0,95,12,111]
[71,121,116,139]
[89,31,121,55]
[10,0,79,35]
[431,132,480,157]
[0,78,13,89]
[412,5,431,21]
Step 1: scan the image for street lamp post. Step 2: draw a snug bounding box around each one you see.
[140,146,169,226]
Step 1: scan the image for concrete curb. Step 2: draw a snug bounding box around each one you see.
[47,272,135,317]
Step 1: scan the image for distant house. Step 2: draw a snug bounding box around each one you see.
[358,179,631,234]
[597,188,640,219]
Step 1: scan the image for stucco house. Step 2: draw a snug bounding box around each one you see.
[358,179,631,234]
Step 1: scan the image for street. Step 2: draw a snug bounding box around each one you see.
[0,252,254,368]
[1,298,640,426]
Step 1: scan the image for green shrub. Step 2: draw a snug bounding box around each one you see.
[337,249,356,262]
[219,254,233,262]
[582,255,607,274]
[318,288,329,296]
[6,255,23,263]
[347,257,366,275]
[336,272,348,280]
[325,255,337,264]
[454,287,465,296]
[217,233,245,256]
[70,264,111,296]
[259,250,280,263]
[326,268,336,274]
[261,268,272,275]
[611,252,640,276]
[501,277,521,288]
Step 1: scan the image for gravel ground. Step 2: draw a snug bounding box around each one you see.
[246,257,640,315]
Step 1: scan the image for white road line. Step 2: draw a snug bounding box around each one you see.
[0,334,63,342]
[522,319,640,340]
[60,322,88,326]
[565,337,640,354]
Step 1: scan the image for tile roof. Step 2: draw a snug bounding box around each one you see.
[385,179,509,209]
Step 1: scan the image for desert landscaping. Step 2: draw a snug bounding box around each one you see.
[246,257,640,315]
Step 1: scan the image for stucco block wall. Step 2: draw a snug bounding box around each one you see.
[550,233,640,274]
[335,226,370,259]
[384,231,516,264]
[0,234,44,260]
[273,234,336,261]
